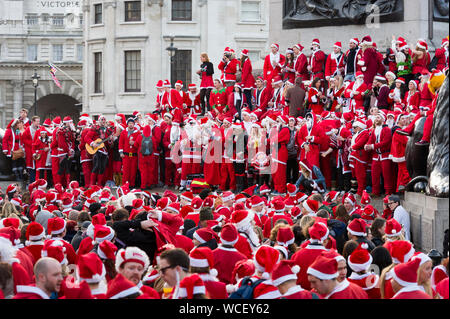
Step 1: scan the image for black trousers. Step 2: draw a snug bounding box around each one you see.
[336,168,351,192]
[243,89,253,110]
[286,157,299,184]
[92,152,108,175]
[200,88,212,113]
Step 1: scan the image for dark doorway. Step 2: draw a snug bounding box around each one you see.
[32,94,81,122]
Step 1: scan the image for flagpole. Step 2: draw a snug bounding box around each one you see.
[48,60,83,89]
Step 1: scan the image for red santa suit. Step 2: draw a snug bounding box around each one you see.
[347,272,381,299]
[135,125,154,190]
[264,52,286,83]
[32,130,52,177]
[309,49,326,81]
[412,51,431,75]
[324,279,368,299]
[85,124,115,186]
[291,241,327,291]
[240,58,255,90]
[390,127,411,192]
[325,51,345,82]
[270,124,290,193]
[296,116,326,168]
[403,90,420,113]
[294,51,309,81]
[180,123,202,188]
[391,285,432,299]
[349,125,370,196]
[434,44,449,71]
[344,79,368,113]
[78,126,93,187]
[2,123,23,158]
[218,58,240,83]
[161,89,183,111]
[13,285,50,299]
[220,126,236,191]
[198,273,228,299]
[118,125,141,187]
[21,125,40,171]
[185,90,202,115]
[262,211,293,239]
[212,245,247,285]
[367,124,394,196]
[203,124,222,187]
[327,86,345,112]
[359,46,379,87]
[307,87,324,115]
[55,126,75,187]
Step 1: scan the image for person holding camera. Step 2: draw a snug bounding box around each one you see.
[218,48,241,96]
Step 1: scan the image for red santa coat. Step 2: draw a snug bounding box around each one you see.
[240,58,255,89]
[349,129,370,164]
[234,234,254,259]
[25,243,44,265]
[203,126,222,186]
[359,47,379,87]
[161,89,183,110]
[118,128,141,154]
[79,127,93,163]
[296,121,326,168]
[307,87,324,115]
[390,130,408,163]
[198,274,228,299]
[412,51,431,75]
[418,82,434,109]
[2,127,22,157]
[21,125,40,169]
[324,279,368,299]
[347,272,381,299]
[184,212,200,225]
[218,58,240,82]
[294,52,309,81]
[263,212,293,239]
[156,211,184,237]
[431,265,448,289]
[391,285,432,299]
[325,52,345,80]
[290,242,328,291]
[434,47,449,71]
[174,234,194,254]
[404,90,420,112]
[309,50,327,80]
[367,125,392,161]
[50,238,78,265]
[56,127,75,158]
[13,284,50,299]
[344,80,368,112]
[212,245,247,285]
[185,91,202,115]
[209,88,228,114]
[32,134,51,170]
[282,285,316,299]
[263,53,286,83]
[271,125,290,166]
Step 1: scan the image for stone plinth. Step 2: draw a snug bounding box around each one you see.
[402,192,449,254]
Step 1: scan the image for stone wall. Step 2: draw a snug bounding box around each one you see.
[402,191,449,253]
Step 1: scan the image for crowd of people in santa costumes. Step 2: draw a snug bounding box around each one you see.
[0,34,449,300]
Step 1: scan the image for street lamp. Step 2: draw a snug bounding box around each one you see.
[165,36,178,85]
[31,69,40,116]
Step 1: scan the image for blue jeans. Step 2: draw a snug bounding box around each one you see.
[344,73,356,82]
[295,165,327,193]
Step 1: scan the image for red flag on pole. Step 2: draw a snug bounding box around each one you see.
[48,62,62,88]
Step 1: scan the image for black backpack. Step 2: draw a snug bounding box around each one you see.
[228,277,266,299]
[141,135,153,156]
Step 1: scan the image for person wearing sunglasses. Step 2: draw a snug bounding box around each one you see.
[158,248,190,299]
[387,195,411,241]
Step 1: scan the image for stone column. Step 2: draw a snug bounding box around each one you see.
[11,80,25,118]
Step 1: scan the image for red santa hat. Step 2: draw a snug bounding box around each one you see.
[285,183,297,196]
[271,260,301,287]
[36,178,48,190]
[9,198,22,208]
[391,258,422,287]
[416,40,428,51]
[385,218,403,238]
[307,255,338,280]
[250,195,264,208]
[271,199,285,212]
[272,75,283,85]
[241,49,249,56]
[386,240,415,264]
[175,80,183,87]
[166,202,181,215]
[299,158,313,175]
[178,274,206,299]
[253,245,280,279]
[47,217,66,236]
[259,184,270,195]
[115,246,150,272]
[221,191,235,203]
[352,118,367,130]
[191,197,203,210]
[302,199,319,215]
[309,221,329,242]
[276,227,295,247]
[350,38,360,45]
[180,191,194,203]
[156,197,171,210]
[189,247,218,276]
[97,240,118,260]
[106,273,142,299]
[270,43,280,51]
[361,35,373,46]
[163,79,171,87]
[77,252,106,283]
[219,223,239,246]
[348,243,373,272]
[347,218,367,237]
[293,43,304,51]
[311,38,320,46]
[231,209,254,229]
[52,116,62,126]
[25,221,45,242]
[156,80,164,89]
[398,41,409,51]
[93,225,115,244]
[41,240,68,265]
[193,227,217,244]
[0,217,20,229]
[333,42,342,49]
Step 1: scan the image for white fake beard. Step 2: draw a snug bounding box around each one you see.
[354,78,363,90]
[386,119,394,128]
[306,118,313,130]
[239,224,260,250]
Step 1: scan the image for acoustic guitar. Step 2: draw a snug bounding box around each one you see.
[85,136,112,155]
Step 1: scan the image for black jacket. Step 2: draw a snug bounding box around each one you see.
[112,216,157,263]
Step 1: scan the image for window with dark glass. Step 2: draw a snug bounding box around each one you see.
[125,1,141,22]
[171,50,192,88]
[94,52,102,93]
[172,0,192,21]
[94,3,102,24]
[125,50,141,92]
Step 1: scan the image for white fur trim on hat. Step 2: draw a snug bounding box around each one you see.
[109,286,141,299]
[348,255,373,273]
[189,257,210,268]
[307,267,338,280]
[177,286,206,298]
